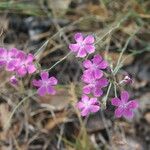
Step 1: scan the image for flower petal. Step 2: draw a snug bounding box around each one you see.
[0,60,6,67]
[92,54,102,64]
[97,78,108,87]
[84,45,95,54]
[74,33,83,42]
[115,107,124,118]
[81,95,89,103]
[123,109,134,119]
[93,88,103,97]
[32,79,42,87]
[127,100,139,109]
[81,108,89,116]
[83,60,92,68]
[121,91,129,103]
[27,65,36,74]
[93,69,103,79]
[84,35,94,44]
[111,98,121,106]
[99,60,108,69]
[47,85,56,95]
[69,44,80,52]
[90,105,100,113]
[83,85,91,94]
[76,101,84,110]
[17,51,26,60]
[48,77,58,85]
[89,98,98,104]
[17,67,27,76]
[38,86,47,96]
[26,54,35,63]
[77,48,87,57]
[40,72,49,80]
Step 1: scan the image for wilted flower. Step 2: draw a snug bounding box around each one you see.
[83,54,108,79]
[111,91,139,119]
[69,33,95,57]
[32,71,58,96]
[77,95,100,116]
[119,75,133,85]
[10,75,18,85]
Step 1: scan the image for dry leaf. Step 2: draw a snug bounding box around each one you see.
[144,112,150,124]
[44,111,68,130]
[38,89,71,110]
[111,134,143,150]
[87,4,109,21]
[122,21,139,35]
[107,52,134,66]
[48,0,71,16]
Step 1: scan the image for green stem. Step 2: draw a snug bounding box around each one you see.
[102,82,112,109]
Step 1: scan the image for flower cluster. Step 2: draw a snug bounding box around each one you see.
[82,55,109,97]
[0,32,139,121]
[0,47,58,97]
[0,47,36,83]
[76,54,109,116]
[69,33,139,119]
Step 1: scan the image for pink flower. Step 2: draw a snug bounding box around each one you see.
[69,33,95,57]
[77,95,100,116]
[82,73,108,97]
[16,52,36,76]
[111,91,139,119]
[0,48,20,71]
[32,71,58,96]
[83,54,108,79]
[10,75,18,85]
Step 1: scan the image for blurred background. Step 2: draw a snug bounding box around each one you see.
[0,0,150,150]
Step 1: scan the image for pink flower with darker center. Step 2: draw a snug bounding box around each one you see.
[77,95,100,116]
[16,52,36,76]
[32,71,58,96]
[69,33,95,57]
[82,73,108,97]
[83,54,108,79]
[111,91,139,119]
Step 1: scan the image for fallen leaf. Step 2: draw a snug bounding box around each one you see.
[44,111,68,131]
[38,88,72,111]
[111,134,144,150]
[138,93,150,111]
[107,52,134,66]
[122,21,139,35]
[144,112,150,124]
[86,113,112,133]
[48,0,71,17]
[87,4,109,21]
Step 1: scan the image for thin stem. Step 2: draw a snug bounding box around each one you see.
[113,29,140,75]
[114,83,117,97]
[44,51,72,72]
[102,82,112,108]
